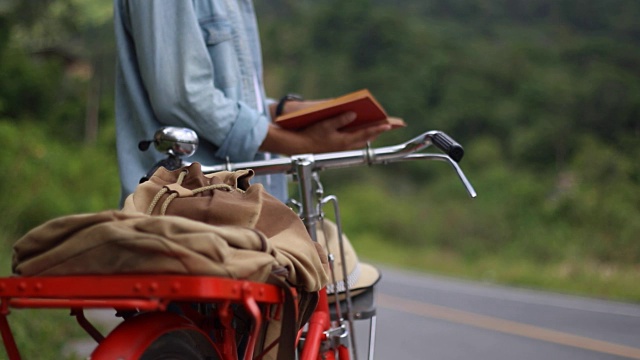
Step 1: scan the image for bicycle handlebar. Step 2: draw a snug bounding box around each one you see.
[195,130,476,198]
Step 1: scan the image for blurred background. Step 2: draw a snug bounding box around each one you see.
[0,0,639,356]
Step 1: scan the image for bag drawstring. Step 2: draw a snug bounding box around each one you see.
[146,170,245,215]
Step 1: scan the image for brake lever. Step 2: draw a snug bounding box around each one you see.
[402,153,477,198]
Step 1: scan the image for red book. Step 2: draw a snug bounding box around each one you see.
[275,89,406,131]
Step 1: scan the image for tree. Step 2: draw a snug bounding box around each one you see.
[0,0,114,143]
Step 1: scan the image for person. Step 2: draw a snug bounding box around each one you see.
[113,3,386,358]
[113,0,391,204]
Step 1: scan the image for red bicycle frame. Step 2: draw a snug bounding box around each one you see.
[0,275,286,360]
[0,130,475,359]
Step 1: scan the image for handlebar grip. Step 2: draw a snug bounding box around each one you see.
[432,132,464,162]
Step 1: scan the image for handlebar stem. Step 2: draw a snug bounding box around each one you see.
[294,155,320,240]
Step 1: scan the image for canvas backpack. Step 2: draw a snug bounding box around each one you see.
[12,163,329,360]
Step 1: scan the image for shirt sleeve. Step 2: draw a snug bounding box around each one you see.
[125,1,269,162]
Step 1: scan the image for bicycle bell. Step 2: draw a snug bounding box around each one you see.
[138,127,199,157]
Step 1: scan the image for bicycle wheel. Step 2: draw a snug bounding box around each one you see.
[140,329,220,360]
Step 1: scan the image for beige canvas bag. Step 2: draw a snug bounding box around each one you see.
[13,210,286,281]
[120,162,328,290]
[13,163,328,291]
[12,163,331,360]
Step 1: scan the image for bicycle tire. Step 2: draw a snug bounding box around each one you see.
[140,329,220,360]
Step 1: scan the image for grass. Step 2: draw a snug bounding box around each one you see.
[350,234,640,303]
[321,159,640,304]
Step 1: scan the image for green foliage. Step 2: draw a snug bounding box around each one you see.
[0,0,637,288]
[1,0,115,142]
[0,121,120,237]
[2,306,87,359]
[257,0,640,280]
[3,0,637,356]
[0,48,62,119]
[0,0,637,307]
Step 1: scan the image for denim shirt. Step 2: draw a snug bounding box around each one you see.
[113,0,287,204]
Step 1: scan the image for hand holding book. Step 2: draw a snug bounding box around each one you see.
[274,89,406,132]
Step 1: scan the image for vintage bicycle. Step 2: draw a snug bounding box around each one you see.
[0,127,475,359]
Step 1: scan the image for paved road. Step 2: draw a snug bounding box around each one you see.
[350,266,640,359]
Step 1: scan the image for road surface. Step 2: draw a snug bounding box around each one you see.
[350,265,640,359]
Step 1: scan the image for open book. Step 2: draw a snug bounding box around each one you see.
[275,89,406,131]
